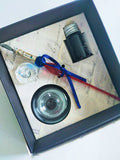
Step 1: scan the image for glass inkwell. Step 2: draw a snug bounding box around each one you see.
[31,84,71,124]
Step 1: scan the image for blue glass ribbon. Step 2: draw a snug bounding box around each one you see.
[35,54,87,109]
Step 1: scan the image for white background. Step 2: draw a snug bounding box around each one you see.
[0,0,120,160]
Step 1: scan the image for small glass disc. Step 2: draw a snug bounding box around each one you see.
[15,63,38,84]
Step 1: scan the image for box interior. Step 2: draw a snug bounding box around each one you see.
[0,0,120,154]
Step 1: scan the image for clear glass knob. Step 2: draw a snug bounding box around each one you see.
[15,63,38,84]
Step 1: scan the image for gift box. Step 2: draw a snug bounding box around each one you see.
[0,0,120,154]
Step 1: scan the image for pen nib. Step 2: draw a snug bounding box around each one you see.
[0,44,16,52]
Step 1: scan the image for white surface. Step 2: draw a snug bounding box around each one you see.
[0,0,120,160]
[93,0,120,62]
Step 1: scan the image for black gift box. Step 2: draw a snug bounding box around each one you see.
[0,0,120,154]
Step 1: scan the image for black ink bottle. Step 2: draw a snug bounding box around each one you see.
[63,23,92,63]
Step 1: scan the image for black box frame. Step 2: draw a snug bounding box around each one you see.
[0,0,120,154]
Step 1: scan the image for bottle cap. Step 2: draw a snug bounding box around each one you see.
[63,23,79,37]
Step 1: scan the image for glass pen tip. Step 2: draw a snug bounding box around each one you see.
[0,44,15,52]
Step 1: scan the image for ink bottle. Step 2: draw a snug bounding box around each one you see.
[63,23,92,63]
